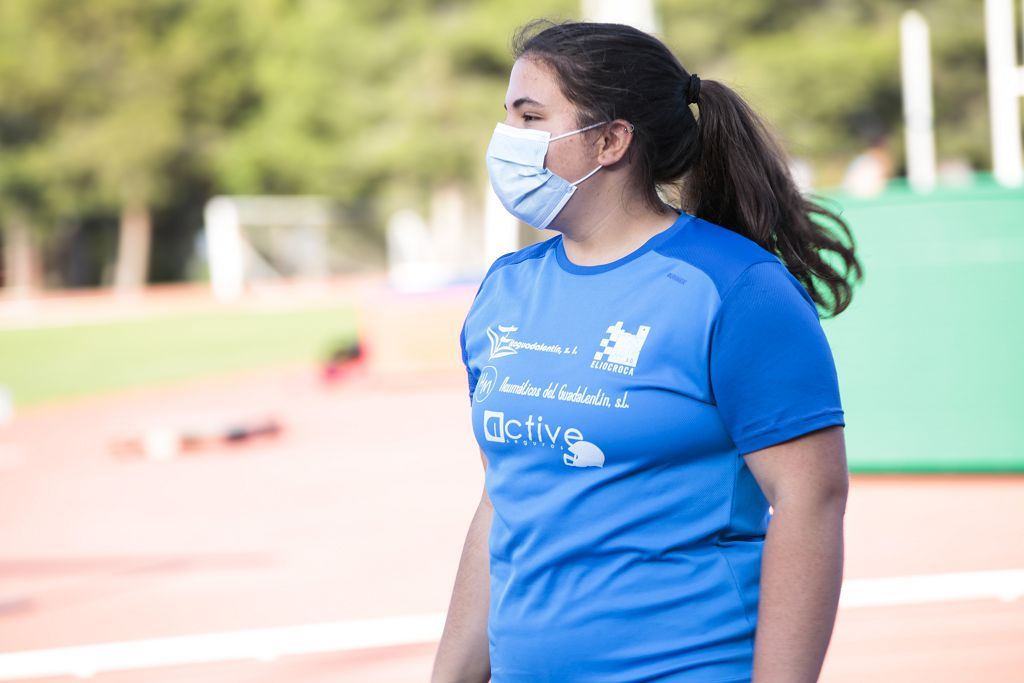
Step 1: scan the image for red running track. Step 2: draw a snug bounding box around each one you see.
[0,365,1021,681]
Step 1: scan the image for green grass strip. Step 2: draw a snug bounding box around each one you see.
[0,305,358,408]
[849,463,1024,474]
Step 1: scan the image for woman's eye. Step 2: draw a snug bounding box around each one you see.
[523,113,540,122]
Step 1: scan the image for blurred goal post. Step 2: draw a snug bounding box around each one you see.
[202,195,383,301]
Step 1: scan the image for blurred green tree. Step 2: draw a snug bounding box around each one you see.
[212,0,576,209]
[0,0,996,290]
[0,0,260,291]
[660,0,987,184]
[0,0,72,292]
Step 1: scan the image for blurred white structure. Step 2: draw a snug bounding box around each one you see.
[204,198,247,301]
[841,148,892,198]
[900,11,937,193]
[483,184,519,265]
[937,158,976,187]
[788,157,815,194]
[0,386,12,427]
[387,184,486,291]
[985,0,1024,187]
[386,209,444,291]
[203,196,352,301]
[429,185,470,279]
[582,0,658,33]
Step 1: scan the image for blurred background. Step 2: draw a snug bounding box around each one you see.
[0,0,1021,681]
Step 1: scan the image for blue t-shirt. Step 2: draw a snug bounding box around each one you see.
[459,211,845,682]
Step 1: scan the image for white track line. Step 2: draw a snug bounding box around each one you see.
[0,569,1021,681]
[838,568,1024,608]
[0,613,445,681]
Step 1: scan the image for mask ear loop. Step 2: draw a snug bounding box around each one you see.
[550,120,610,141]
[566,121,634,185]
[571,163,603,186]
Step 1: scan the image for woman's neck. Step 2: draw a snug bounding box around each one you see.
[555,193,679,267]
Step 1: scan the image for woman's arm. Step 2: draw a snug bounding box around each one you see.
[431,450,492,683]
[743,425,849,683]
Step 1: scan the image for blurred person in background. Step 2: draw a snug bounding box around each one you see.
[840,132,894,198]
[434,19,862,683]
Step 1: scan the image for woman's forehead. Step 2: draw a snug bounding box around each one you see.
[505,57,569,111]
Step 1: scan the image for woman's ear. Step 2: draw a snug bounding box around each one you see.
[595,119,634,167]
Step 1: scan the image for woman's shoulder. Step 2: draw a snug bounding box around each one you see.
[482,235,559,281]
[658,215,795,303]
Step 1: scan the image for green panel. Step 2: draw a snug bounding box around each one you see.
[818,174,1024,472]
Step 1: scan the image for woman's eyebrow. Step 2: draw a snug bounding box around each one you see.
[504,97,545,111]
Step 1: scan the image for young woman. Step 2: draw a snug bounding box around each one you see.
[433,19,862,683]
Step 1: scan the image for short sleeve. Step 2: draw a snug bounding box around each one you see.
[460,319,478,404]
[709,260,845,455]
[460,251,516,404]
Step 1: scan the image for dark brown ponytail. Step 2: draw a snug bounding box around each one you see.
[513,20,863,318]
[682,79,862,317]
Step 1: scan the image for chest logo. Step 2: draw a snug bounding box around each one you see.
[487,325,519,360]
[474,366,498,403]
[482,409,605,468]
[564,440,606,468]
[591,321,650,375]
[485,324,566,360]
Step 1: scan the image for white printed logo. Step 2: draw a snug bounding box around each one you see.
[482,409,605,468]
[485,324,567,360]
[487,325,519,360]
[563,441,605,468]
[474,366,498,403]
[591,321,650,375]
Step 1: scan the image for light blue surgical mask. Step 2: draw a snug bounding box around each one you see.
[485,120,607,230]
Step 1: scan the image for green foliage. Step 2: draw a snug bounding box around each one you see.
[213,0,576,205]
[660,0,989,184]
[0,0,999,267]
[0,1,259,228]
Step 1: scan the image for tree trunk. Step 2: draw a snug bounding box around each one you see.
[2,213,44,298]
[113,203,152,293]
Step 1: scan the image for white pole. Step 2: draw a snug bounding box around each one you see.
[985,0,1024,187]
[203,197,245,302]
[582,0,658,34]
[483,184,519,265]
[900,11,937,193]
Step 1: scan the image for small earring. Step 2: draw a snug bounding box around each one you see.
[625,124,635,133]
